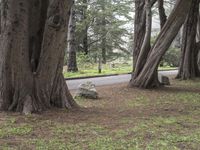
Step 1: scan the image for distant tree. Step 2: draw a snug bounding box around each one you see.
[76,0,133,63]
[67,1,79,72]
[76,0,89,55]
[0,0,78,113]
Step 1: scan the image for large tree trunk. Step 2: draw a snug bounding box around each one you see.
[132,0,152,79]
[176,0,200,80]
[67,1,78,72]
[129,0,192,88]
[197,12,200,70]
[0,0,78,114]
[132,0,157,74]
[197,12,200,42]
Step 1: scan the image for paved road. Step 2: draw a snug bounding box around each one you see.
[67,70,178,90]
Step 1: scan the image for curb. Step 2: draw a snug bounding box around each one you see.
[65,69,177,80]
[65,73,132,80]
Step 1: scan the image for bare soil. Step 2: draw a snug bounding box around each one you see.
[0,77,200,149]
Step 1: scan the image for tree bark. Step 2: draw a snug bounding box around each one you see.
[130,0,192,88]
[132,0,157,73]
[133,0,152,78]
[101,1,107,64]
[196,12,200,42]
[82,0,88,55]
[67,1,78,72]
[176,0,200,80]
[132,0,146,71]
[197,12,200,70]
[158,0,167,28]
[0,0,78,114]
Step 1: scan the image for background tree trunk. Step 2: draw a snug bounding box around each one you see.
[158,0,167,28]
[0,0,78,114]
[130,0,192,88]
[67,1,78,72]
[101,0,107,64]
[176,0,200,80]
[82,0,89,55]
[132,0,146,71]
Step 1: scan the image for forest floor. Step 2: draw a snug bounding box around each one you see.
[0,77,200,150]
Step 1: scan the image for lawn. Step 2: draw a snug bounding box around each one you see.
[63,63,177,78]
[0,77,200,149]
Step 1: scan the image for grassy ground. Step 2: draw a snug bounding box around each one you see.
[63,63,176,78]
[0,77,200,149]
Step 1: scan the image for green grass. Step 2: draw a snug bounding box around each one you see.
[0,118,33,139]
[64,63,177,78]
[0,79,200,149]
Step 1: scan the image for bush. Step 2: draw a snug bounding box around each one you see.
[160,48,180,67]
[77,52,94,69]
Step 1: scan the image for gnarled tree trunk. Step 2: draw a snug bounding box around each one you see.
[0,0,78,114]
[132,0,157,74]
[130,0,192,88]
[132,0,152,79]
[176,0,200,80]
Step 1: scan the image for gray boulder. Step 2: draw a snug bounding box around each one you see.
[158,75,170,85]
[75,82,98,99]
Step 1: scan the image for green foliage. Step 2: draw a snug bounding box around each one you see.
[64,62,132,78]
[1,79,200,149]
[161,47,180,67]
[0,123,33,138]
[75,0,133,61]
[77,52,93,67]
[64,60,176,78]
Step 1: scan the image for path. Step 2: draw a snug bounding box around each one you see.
[67,70,178,90]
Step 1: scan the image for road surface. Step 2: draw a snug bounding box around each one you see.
[67,70,178,90]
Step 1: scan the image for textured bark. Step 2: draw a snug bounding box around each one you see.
[158,0,167,28]
[29,0,48,72]
[132,0,146,71]
[176,0,200,80]
[0,0,78,113]
[197,13,200,42]
[130,0,192,88]
[197,13,200,70]
[132,0,157,73]
[133,0,152,78]
[67,1,78,72]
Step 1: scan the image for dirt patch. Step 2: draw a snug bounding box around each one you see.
[0,78,200,149]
